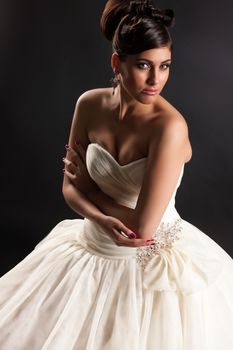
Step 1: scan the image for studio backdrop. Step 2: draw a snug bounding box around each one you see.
[1,0,233,275]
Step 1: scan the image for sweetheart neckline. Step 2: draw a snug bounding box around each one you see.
[87,143,185,175]
[87,143,147,167]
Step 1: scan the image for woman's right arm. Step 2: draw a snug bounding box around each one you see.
[62,93,149,246]
[62,92,157,247]
[62,92,106,224]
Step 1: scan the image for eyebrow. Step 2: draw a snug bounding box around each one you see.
[136,58,172,64]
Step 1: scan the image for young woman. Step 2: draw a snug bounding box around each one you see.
[0,1,233,349]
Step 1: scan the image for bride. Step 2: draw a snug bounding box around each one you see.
[63,1,191,246]
[0,1,233,349]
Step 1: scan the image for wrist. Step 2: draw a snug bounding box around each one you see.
[92,212,108,226]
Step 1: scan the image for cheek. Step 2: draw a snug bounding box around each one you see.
[125,70,145,86]
[161,71,170,85]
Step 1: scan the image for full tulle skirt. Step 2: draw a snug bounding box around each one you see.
[0,217,233,350]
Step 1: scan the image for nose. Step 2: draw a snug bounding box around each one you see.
[147,68,159,85]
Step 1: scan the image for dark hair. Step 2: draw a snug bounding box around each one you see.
[100,0,175,58]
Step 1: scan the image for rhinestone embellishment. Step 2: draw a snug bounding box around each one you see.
[136,218,182,270]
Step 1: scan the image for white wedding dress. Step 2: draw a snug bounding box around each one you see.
[0,142,233,349]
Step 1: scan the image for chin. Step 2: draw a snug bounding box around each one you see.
[136,94,159,105]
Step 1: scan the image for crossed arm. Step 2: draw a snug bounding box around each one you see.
[63,126,189,241]
[62,94,191,243]
[63,143,137,227]
[62,95,151,247]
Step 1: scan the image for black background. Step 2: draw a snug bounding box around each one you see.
[1,0,233,276]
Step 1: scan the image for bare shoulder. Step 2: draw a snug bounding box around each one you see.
[76,87,112,109]
[70,88,113,148]
[67,88,109,148]
[154,96,187,129]
[151,96,192,162]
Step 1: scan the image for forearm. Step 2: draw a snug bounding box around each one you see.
[63,184,106,224]
[86,189,137,232]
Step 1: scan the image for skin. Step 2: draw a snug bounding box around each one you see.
[62,46,192,246]
[111,47,173,120]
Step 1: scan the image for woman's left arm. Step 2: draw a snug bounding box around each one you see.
[131,117,190,239]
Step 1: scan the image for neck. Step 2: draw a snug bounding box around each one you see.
[113,85,156,121]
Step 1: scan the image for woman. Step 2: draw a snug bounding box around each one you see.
[0,1,233,349]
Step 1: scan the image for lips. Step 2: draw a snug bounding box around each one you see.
[142,88,159,95]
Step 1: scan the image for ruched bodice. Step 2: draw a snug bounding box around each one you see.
[86,142,184,220]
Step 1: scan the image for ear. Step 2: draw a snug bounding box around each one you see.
[111,52,120,73]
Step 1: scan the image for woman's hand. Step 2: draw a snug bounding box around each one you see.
[63,142,99,194]
[96,215,155,248]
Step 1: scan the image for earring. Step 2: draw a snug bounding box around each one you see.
[110,71,120,95]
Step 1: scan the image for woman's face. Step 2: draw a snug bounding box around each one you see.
[113,47,172,104]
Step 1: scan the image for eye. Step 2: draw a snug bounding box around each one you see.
[136,62,151,70]
[160,63,171,70]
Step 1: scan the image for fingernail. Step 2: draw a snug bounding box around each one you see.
[129,232,136,239]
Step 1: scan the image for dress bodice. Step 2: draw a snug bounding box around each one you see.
[74,143,223,295]
[86,142,184,222]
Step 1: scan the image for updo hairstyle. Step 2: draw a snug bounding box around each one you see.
[100,0,175,59]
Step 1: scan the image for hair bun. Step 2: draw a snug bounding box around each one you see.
[152,8,175,28]
[100,0,131,42]
[100,0,175,44]
[129,1,175,28]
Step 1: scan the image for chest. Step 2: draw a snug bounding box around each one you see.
[87,115,155,166]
